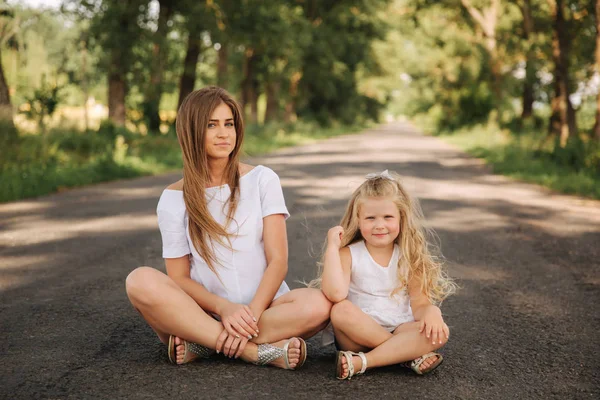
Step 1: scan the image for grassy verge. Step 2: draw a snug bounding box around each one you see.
[435,122,600,200]
[0,120,370,203]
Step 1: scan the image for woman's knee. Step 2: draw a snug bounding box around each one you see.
[125,266,165,305]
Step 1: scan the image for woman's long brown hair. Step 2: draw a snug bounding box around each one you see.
[175,86,245,275]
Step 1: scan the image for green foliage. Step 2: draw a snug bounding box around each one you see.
[0,119,370,202]
[20,77,62,133]
[298,0,390,125]
[439,122,600,199]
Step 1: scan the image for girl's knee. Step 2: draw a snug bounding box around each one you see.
[301,289,332,325]
[330,299,355,325]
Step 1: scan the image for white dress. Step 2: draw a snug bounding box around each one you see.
[156,165,290,305]
[322,240,415,346]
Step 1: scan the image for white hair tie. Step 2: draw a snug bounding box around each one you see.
[365,170,394,180]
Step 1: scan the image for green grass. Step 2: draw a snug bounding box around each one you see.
[0,120,371,203]
[436,122,600,199]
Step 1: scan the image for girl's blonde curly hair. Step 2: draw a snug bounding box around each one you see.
[310,171,457,304]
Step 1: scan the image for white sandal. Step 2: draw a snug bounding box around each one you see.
[403,352,444,375]
[336,351,367,380]
[254,337,307,370]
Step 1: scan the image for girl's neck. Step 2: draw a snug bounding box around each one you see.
[364,240,394,257]
[207,158,230,187]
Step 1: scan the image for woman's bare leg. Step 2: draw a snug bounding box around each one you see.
[250,288,332,344]
[125,266,302,368]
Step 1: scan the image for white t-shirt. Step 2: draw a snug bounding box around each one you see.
[156,165,290,305]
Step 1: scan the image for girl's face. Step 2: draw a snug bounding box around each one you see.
[205,102,236,160]
[358,196,400,248]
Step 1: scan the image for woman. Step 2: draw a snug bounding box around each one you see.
[126,87,331,369]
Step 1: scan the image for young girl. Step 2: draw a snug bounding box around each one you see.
[125,87,331,369]
[317,170,456,379]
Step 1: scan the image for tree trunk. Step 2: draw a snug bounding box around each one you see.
[81,40,89,131]
[108,51,126,126]
[284,71,301,123]
[594,0,600,140]
[217,43,228,90]
[178,33,201,110]
[0,45,17,142]
[249,84,258,125]
[264,81,280,124]
[241,49,258,123]
[144,1,173,134]
[549,0,577,146]
[461,0,502,111]
[520,0,535,120]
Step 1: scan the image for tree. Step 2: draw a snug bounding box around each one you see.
[0,5,18,141]
[84,0,147,127]
[594,0,600,140]
[460,0,503,111]
[548,0,577,146]
[143,0,176,133]
[518,0,535,120]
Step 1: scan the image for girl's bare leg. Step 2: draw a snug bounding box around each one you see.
[250,288,332,344]
[331,300,446,376]
[125,266,302,368]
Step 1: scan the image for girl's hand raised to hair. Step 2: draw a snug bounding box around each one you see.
[418,305,449,346]
[327,226,345,249]
[217,301,260,340]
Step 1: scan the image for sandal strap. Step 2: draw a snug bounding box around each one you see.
[255,343,285,366]
[187,341,215,359]
[343,351,355,378]
[356,352,367,374]
[410,352,441,375]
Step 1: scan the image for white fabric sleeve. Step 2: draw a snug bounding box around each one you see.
[259,169,290,219]
[157,207,191,258]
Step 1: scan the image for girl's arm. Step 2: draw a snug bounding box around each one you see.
[321,226,352,303]
[166,256,259,338]
[408,278,449,345]
[248,213,288,319]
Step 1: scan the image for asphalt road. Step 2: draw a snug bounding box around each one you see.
[1,122,599,400]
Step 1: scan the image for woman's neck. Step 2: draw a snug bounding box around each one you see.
[207,158,230,187]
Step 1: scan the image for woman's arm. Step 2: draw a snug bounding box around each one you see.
[165,256,229,315]
[321,226,352,303]
[166,256,259,339]
[248,213,288,318]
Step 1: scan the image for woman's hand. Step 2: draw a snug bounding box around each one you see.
[216,330,249,358]
[327,226,344,249]
[418,305,449,345]
[217,301,260,339]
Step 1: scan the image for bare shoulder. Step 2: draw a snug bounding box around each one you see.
[166,179,184,191]
[239,163,256,176]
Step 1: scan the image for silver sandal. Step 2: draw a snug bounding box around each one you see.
[254,337,307,370]
[168,334,215,364]
[336,351,367,380]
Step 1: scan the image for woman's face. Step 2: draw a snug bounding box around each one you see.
[205,102,236,160]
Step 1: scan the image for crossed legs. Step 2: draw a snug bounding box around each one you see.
[331,300,448,377]
[125,266,331,367]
